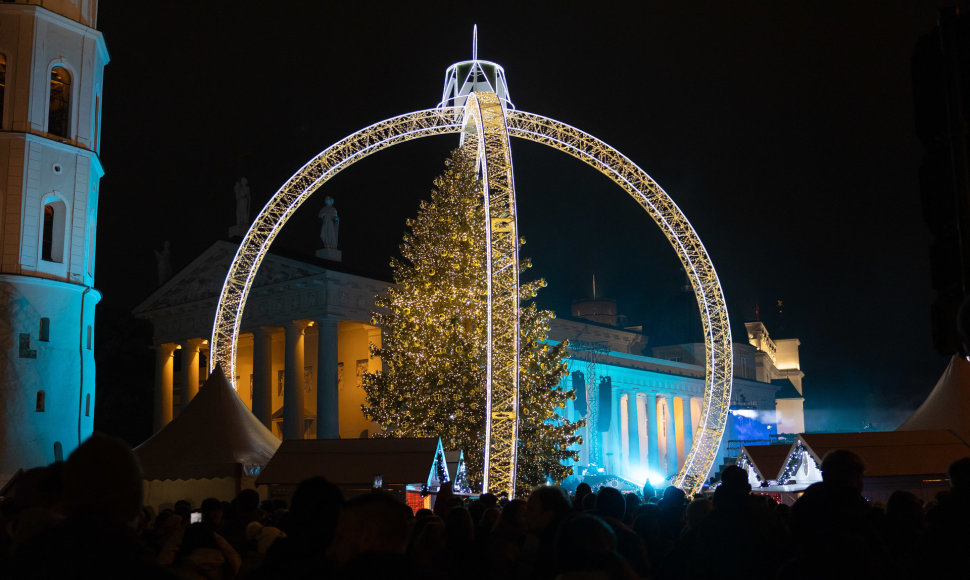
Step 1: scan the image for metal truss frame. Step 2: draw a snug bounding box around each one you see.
[210,106,731,497]
[460,93,521,497]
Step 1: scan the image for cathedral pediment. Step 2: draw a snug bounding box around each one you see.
[133,241,326,316]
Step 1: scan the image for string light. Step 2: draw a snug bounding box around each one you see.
[778,441,817,485]
[361,148,582,494]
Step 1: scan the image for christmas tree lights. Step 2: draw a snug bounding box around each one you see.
[362,148,582,494]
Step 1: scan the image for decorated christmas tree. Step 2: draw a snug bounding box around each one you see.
[362,147,582,494]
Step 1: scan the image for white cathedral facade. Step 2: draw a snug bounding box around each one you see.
[136,237,805,488]
[0,0,106,482]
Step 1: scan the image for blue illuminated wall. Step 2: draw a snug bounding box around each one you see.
[0,1,107,482]
[559,351,781,489]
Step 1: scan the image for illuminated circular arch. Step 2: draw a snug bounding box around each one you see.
[210,104,732,495]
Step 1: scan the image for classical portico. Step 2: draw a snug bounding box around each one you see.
[550,316,788,486]
[134,241,389,440]
[564,356,780,484]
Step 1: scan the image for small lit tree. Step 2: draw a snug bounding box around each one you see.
[362,148,581,493]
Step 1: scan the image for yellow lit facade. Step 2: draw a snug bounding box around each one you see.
[134,241,384,440]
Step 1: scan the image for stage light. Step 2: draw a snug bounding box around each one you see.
[631,468,666,487]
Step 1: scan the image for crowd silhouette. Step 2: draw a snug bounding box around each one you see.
[1,433,967,579]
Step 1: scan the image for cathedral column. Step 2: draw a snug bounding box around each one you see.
[317,316,340,439]
[365,325,381,434]
[646,393,660,475]
[367,326,381,368]
[180,338,204,413]
[636,395,648,467]
[619,393,629,468]
[200,343,210,384]
[682,395,694,459]
[251,326,277,429]
[627,391,640,470]
[283,320,310,440]
[153,342,178,431]
[665,395,678,475]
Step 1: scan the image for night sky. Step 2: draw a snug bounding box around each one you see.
[94,1,961,439]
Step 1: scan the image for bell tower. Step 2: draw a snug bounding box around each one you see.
[0,0,107,481]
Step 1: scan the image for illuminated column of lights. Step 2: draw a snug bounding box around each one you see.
[210,108,731,497]
[459,92,521,497]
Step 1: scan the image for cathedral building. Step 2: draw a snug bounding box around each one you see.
[136,235,805,487]
[0,0,106,483]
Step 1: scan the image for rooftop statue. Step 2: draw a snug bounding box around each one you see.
[234,177,250,227]
[319,196,339,249]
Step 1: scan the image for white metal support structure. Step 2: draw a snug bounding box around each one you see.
[209,65,732,498]
[459,92,521,497]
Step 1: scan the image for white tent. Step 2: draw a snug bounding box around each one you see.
[897,355,970,444]
[134,365,281,508]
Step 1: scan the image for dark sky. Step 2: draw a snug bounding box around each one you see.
[96,1,961,433]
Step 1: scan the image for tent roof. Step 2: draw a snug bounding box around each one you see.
[256,437,441,487]
[740,444,792,481]
[445,450,460,480]
[797,430,970,478]
[897,355,970,444]
[134,365,281,480]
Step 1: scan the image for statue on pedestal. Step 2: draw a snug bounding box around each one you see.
[319,196,339,249]
[234,177,251,227]
[315,196,342,262]
[154,240,172,286]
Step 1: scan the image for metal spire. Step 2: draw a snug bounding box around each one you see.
[473,24,478,61]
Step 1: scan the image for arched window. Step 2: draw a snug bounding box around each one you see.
[42,206,53,260]
[41,200,66,262]
[53,441,63,462]
[48,66,71,138]
[36,390,45,412]
[0,54,7,126]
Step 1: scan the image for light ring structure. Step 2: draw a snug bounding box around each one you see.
[210,106,732,496]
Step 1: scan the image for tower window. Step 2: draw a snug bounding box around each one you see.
[41,201,66,263]
[36,390,45,412]
[0,54,6,127]
[42,206,53,260]
[85,393,91,416]
[48,66,71,138]
[39,318,50,342]
[19,333,37,358]
[86,325,92,350]
[53,441,63,462]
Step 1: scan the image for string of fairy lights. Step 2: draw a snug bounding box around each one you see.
[361,148,581,494]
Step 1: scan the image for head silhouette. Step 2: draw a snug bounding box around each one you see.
[62,433,143,527]
[821,449,865,493]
